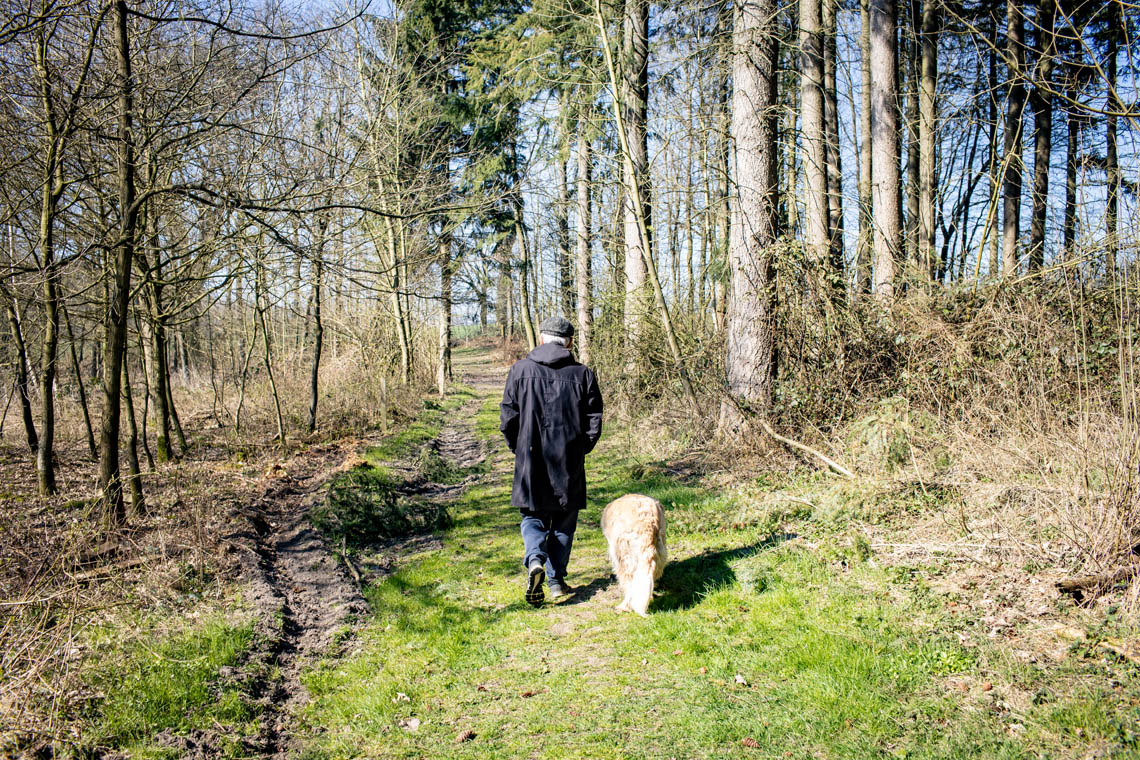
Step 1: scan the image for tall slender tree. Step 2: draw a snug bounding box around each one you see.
[621,0,650,354]
[822,0,845,279]
[722,0,779,427]
[1028,0,1055,271]
[576,110,593,364]
[1001,2,1026,278]
[918,0,938,281]
[857,0,873,293]
[870,0,901,298]
[1104,0,1120,275]
[99,0,139,525]
[799,0,829,270]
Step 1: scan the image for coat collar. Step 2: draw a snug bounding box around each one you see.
[527,342,574,366]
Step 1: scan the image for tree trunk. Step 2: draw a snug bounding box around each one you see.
[307,254,323,433]
[1001,1,1026,278]
[63,305,97,459]
[121,357,144,516]
[576,116,593,365]
[33,25,66,496]
[904,0,921,273]
[986,15,1000,277]
[257,275,285,449]
[799,0,830,270]
[870,0,901,298]
[516,217,537,350]
[715,62,731,330]
[1028,0,1054,272]
[822,0,845,281]
[5,294,38,454]
[685,85,697,313]
[918,0,938,281]
[166,362,187,452]
[597,0,698,409]
[857,0,873,293]
[437,233,452,396]
[722,0,779,428]
[1062,80,1079,259]
[556,127,574,317]
[1105,0,1119,275]
[135,320,154,469]
[139,286,174,462]
[136,162,176,462]
[495,236,510,340]
[98,0,137,526]
[36,159,60,496]
[380,213,410,383]
[621,0,650,354]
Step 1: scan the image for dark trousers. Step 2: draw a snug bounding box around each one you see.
[520,509,579,583]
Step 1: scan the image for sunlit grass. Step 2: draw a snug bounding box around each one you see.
[82,608,257,758]
[363,384,478,465]
[294,370,1139,759]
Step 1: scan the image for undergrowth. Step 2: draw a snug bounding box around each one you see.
[314,468,450,547]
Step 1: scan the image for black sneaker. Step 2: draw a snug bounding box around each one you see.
[525,562,545,606]
[547,581,573,599]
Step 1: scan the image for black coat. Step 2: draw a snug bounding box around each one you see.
[500,343,603,514]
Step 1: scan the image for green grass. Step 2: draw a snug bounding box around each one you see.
[82,608,257,758]
[362,385,478,467]
[316,383,482,547]
[296,357,1139,759]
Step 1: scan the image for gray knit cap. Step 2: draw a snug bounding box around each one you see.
[538,316,574,338]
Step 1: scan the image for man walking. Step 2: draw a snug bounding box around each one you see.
[500,316,603,606]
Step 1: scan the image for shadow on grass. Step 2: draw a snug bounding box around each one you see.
[654,532,797,612]
[366,573,513,636]
[561,573,615,606]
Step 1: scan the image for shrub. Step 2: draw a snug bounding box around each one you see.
[313,468,450,547]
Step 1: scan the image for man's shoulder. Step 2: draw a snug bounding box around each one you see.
[508,358,589,382]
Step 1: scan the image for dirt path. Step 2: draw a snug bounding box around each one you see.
[225,348,505,759]
[225,446,368,758]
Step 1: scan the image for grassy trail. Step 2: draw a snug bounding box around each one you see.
[296,345,1133,759]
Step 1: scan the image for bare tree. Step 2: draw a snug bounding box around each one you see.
[576,110,593,364]
[1001,2,1026,278]
[822,0,844,279]
[1104,0,1120,274]
[918,0,938,281]
[1028,0,1055,272]
[98,0,138,525]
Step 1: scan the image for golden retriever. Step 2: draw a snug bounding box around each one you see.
[601,494,668,616]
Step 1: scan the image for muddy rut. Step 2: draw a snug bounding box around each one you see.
[224,354,502,758]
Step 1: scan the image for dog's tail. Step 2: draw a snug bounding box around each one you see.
[626,552,657,617]
[627,498,663,616]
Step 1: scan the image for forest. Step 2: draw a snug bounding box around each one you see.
[1,0,1137,756]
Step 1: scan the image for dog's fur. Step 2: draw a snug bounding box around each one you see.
[601,494,668,616]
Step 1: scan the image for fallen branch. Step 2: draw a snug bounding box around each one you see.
[767,493,818,509]
[754,417,855,479]
[339,536,362,586]
[68,554,154,582]
[1052,624,1140,666]
[0,586,78,607]
[1055,565,1140,596]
